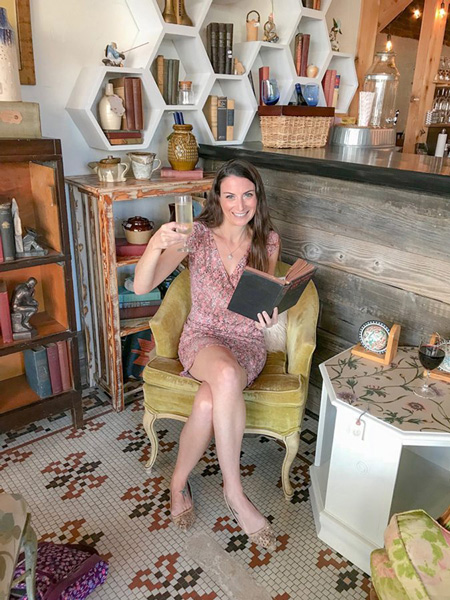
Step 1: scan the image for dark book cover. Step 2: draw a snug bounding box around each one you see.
[167,59,175,105]
[0,280,13,343]
[119,304,160,320]
[163,58,170,104]
[225,23,233,74]
[124,77,136,129]
[172,59,180,106]
[305,0,314,7]
[0,201,15,262]
[56,340,71,392]
[46,342,63,395]
[226,98,235,141]
[105,130,143,139]
[300,34,310,77]
[217,96,227,141]
[131,77,143,130]
[24,345,52,398]
[211,23,219,72]
[227,259,316,321]
[218,23,226,74]
[0,233,3,262]
[206,23,212,65]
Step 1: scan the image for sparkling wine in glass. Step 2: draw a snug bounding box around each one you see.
[414,335,445,398]
[175,194,193,253]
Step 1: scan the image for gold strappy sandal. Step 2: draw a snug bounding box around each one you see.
[224,492,276,551]
[170,480,195,531]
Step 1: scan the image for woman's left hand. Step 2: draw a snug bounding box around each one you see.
[255,307,279,330]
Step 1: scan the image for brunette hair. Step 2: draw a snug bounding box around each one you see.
[196,159,276,271]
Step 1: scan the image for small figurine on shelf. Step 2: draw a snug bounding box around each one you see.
[10,277,39,340]
[102,42,126,67]
[263,0,279,43]
[16,228,48,257]
[234,58,246,76]
[246,10,260,42]
[329,18,342,52]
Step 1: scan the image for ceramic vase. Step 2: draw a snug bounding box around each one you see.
[168,124,198,171]
[98,83,122,130]
[0,7,21,101]
[176,0,193,26]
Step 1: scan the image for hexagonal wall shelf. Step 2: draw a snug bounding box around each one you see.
[326,52,358,114]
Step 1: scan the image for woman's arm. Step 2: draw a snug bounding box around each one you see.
[134,222,188,294]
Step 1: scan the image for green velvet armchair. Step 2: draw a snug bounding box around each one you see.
[142,262,319,499]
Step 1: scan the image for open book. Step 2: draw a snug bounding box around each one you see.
[227,258,316,321]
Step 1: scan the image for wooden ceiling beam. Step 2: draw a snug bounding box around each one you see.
[403,0,447,153]
[378,0,414,32]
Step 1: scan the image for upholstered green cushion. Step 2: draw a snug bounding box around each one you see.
[371,549,410,600]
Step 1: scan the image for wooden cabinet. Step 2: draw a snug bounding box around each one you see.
[0,139,82,432]
[66,174,214,411]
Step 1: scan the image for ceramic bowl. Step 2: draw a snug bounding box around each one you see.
[123,228,153,245]
[358,320,390,354]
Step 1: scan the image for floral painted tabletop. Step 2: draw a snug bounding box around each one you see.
[322,346,450,434]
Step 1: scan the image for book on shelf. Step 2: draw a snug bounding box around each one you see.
[313,0,321,9]
[109,137,143,145]
[304,0,314,7]
[104,130,143,139]
[0,235,3,263]
[226,98,235,141]
[322,69,337,107]
[155,54,164,96]
[227,258,316,321]
[131,78,144,130]
[115,238,147,257]
[218,23,226,73]
[23,345,52,398]
[120,300,161,308]
[206,23,212,67]
[207,22,232,74]
[217,96,227,141]
[119,303,160,320]
[56,339,71,392]
[210,22,219,73]
[204,95,218,140]
[332,74,341,108]
[161,167,204,179]
[110,76,140,131]
[0,280,13,344]
[225,23,233,74]
[46,342,63,395]
[118,285,161,304]
[294,33,303,76]
[171,59,180,106]
[0,200,15,261]
[299,33,310,77]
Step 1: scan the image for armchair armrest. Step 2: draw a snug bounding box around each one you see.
[149,270,191,358]
[286,280,319,378]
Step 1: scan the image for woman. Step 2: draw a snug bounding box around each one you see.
[134,159,280,549]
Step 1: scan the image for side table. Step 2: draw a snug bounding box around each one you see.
[310,346,450,574]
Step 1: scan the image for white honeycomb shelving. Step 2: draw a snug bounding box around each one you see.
[66,0,357,151]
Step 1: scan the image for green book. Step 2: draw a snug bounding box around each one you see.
[118,286,161,303]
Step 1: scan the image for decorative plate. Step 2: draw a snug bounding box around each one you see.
[358,320,390,354]
[438,340,450,372]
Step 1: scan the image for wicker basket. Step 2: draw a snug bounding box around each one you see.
[258,106,335,149]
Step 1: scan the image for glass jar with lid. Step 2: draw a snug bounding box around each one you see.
[178,81,194,105]
[363,51,400,128]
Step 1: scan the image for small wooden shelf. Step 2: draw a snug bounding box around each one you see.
[120,317,152,337]
[0,249,65,273]
[0,311,70,356]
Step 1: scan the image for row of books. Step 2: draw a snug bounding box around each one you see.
[203,95,235,141]
[0,200,15,263]
[294,33,310,78]
[153,56,180,105]
[118,285,161,321]
[206,22,233,74]
[24,340,72,398]
[322,69,340,108]
[303,0,322,8]
[104,77,144,145]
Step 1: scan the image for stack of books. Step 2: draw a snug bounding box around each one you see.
[322,70,340,108]
[304,0,321,8]
[119,285,161,320]
[106,77,144,145]
[203,95,235,141]
[294,33,311,77]
[153,56,180,105]
[206,23,234,74]
[24,340,72,398]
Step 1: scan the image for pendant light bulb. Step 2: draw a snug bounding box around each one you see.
[413,8,421,18]
[439,2,446,18]
[386,33,393,51]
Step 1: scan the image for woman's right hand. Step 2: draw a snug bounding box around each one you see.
[150,221,189,251]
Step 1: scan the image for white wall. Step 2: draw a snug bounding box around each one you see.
[326,0,361,55]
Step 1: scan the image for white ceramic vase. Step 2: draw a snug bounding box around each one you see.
[0,7,21,101]
[98,83,123,130]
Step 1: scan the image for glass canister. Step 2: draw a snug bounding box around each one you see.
[363,51,400,128]
[178,81,194,105]
[167,124,199,170]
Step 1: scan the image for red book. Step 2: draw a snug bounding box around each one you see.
[322,70,332,107]
[259,66,269,105]
[131,77,143,130]
[56,340,71,391]
[300,34,310,77]
[160,167,204,179]
[0,236,4,263]
[115,238,147,257]
[295,34,303,76]
[0,280,13,343]
[124,78,136,130]
[105,130,142,139]
[327,69,337,107]
[119,304,160,320]
[46,343,63,395]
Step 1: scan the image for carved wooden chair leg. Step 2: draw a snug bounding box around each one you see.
[143,408,159,472]
[281,430,300,499]
[23,518,38,600]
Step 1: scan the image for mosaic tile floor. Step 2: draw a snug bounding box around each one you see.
[0,388,371,600]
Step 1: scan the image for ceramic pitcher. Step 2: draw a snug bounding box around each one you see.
[127,152,161,180]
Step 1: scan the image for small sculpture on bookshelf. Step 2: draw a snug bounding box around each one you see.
[329,18,342,52]
[246,10,260,42]
[234,58,245,76]
[263,15,279,43]
[102,42,125,67]
[17,228,48,257]
[10,277,39,340]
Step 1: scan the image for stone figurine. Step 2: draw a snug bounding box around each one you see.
[102,42,125,67]
[11,277,39,339]
[329,18,342,52]
[16,227,48,257]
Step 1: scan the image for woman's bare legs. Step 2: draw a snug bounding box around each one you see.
[190,346,267,535]
[170,382,214,517]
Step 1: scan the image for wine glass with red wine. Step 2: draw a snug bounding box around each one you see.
[414,335,445,398]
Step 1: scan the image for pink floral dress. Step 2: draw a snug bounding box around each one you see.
[178,222,279,385]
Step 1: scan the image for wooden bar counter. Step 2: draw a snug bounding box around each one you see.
[199,143,450,410]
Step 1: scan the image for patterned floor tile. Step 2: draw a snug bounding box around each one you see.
[0,394,370,599]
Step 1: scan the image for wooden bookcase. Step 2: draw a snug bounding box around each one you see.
[0,139,83,432]
[66,174,215,411]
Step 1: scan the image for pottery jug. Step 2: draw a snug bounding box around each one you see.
[127,152,161,180]
[167,124,198,171]
[98,83,124,130]
[88,155,129,182]
[122,215,154,244]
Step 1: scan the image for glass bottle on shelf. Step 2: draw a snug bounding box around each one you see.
[363,51,400,128]
[178,81,194,105]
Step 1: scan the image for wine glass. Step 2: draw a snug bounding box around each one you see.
[302,84,319,107]
[414,334,445,398]
[261,79,280,106]
[175,194,193,253]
